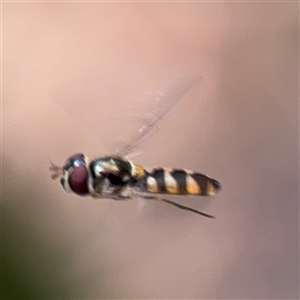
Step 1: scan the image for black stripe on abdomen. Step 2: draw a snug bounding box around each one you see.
[170,170,187,194]
[190,173,208,195]
[150,168,166,193]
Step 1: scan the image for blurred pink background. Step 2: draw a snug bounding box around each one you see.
[2,2,298,299]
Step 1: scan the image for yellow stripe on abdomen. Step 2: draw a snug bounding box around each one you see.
[131,163,146,180]
[146,176,159,193]
[186,175,201,195]
[206,181,218,196]
[164,172,180,194]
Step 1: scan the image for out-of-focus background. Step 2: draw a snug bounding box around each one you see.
[2,2,298,299]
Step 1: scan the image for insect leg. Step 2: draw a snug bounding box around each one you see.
[141,195,215,219]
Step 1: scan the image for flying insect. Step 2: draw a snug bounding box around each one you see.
[50,77,221,218]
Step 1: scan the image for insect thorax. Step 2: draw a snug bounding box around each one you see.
[88,157,142,198]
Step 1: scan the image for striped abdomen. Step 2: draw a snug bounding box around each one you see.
[142,168,221,196]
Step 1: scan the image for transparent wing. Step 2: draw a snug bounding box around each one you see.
[53,74,202,157]
[100,76,201,157]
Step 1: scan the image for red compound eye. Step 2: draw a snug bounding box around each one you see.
[68,165,89,195]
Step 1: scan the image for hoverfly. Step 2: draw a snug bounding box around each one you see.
[50,77,221,218]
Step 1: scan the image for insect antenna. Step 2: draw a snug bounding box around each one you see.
[49,161,63,180]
